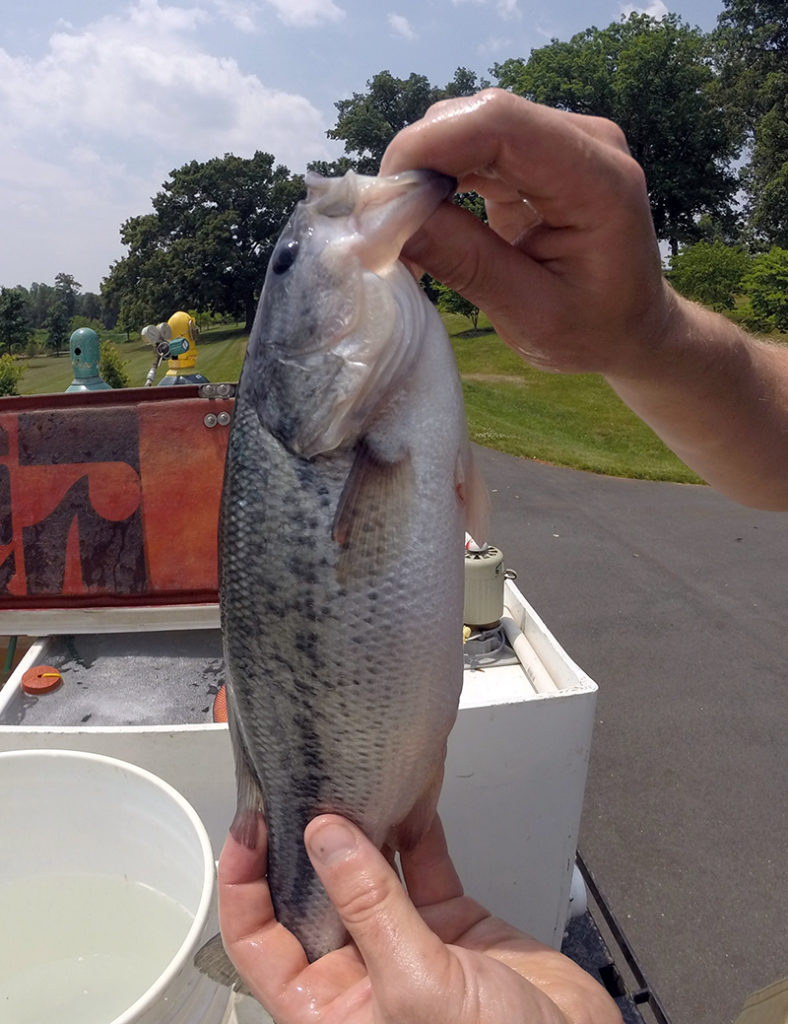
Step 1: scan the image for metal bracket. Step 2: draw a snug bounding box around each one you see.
[576,851,673,1024]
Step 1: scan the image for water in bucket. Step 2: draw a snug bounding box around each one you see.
[0,749,228,1024]
[0,873,193,1023]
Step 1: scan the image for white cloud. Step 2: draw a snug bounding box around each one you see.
[0,0,334,290]
[451,0,519,18]
[478,34,510,56]
[0,139,151,289]
[0,4,327,163]
[620,1,669,18]
[261,0,345,27]
[208,0,261,32]
[388,13,416,40]
[495,0,519,18]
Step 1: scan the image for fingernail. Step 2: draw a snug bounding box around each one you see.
[308,821,357,866]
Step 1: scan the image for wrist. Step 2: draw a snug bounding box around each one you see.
[605,284,747,392]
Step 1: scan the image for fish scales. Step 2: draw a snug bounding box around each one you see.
[217,169,485,964]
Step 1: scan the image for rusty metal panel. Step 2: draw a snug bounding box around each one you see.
[0,386,233,611]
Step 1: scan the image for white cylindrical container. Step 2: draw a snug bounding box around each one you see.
[0,749,228,1024]
[464,544,506,628]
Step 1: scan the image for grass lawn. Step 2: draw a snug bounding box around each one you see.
[18,324,250,394]
[13,313,703,483]
[446,313,704,483]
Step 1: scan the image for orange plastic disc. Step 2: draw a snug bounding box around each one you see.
[213,684,228,723]
[22,665,63,695]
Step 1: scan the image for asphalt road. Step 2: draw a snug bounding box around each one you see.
[474,444,787,1024]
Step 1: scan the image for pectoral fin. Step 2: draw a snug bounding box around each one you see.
[455,444,490,546]
[193,932,252,995]
[333,437,414,584]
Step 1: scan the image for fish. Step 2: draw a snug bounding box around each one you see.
[198,168,487,975]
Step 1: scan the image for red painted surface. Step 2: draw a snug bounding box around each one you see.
[0,386,233,609]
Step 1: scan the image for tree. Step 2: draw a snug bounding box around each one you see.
[328,71,440,174]
[0,353,24,396]
[99,340,131,389]
[494,14,741,253]
[69,315,106,335]
[43,273,83,357]
[54,273,81,320]
[0,287,31,354]
[76,292,104,324]
[23,282,57,329]
[101,213,171,337]
[46,301,71,357]
[102,153,304,331]
[712,0,788,245]
[668,241,751,310]
[306,156,357,178]
[327,68,489,173]
[742,246,788,330]
[435,283,481,329]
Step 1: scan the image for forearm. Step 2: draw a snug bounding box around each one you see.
[606,289,788,510]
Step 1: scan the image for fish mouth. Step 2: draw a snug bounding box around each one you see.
[306,169,456,215]
[305,169,456,275]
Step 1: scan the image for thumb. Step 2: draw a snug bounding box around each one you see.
[305,815,450,989]
[400,201,540,325]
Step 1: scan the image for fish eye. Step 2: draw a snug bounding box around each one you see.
[272,240,299,275]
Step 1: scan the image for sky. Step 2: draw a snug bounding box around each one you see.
[1,0,725,295]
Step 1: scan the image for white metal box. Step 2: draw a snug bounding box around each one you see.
[0,579,596,949]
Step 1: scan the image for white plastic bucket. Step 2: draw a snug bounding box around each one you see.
[0,749,229,1024]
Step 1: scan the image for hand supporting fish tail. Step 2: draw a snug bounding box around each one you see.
[216,812,623,1024]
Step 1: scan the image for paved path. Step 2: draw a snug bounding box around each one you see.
[474,445,788,1024]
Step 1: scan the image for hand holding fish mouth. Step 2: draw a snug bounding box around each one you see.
[218,813,622,1024]
[381,88,788,508]
[379,87,672,380]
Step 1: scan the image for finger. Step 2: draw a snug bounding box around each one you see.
[305,815,451,985]
[483,194,543,247]
[217,814,274,946]
[381,88,641,229]
[217,817,309,997]
[399,815,497,946]
[398,199,549,324]
[399,813,464,908]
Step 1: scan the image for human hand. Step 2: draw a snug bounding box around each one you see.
[380,88,675,379]
[218,811,622,1024]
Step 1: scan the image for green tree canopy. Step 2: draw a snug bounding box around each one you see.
[99,340,131,389]
[742,246,788,330]
[10,282,108,331]
[23,282,56,329]
[46,301,70,357]
[668,240,751,310]
[102,152,305,332]
[494,14,742,253]
[435,282,481,329]
[712,0,788,246]
[39,272,83,357]
[327,67,488,173]
[54,273,81,321]
[0,287,32,354]
[0,353,24,397]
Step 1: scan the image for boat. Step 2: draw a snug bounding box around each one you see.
[0,383,660,1022]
